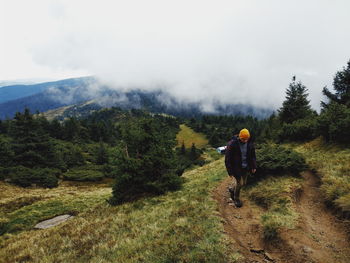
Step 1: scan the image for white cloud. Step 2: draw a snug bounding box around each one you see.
[1,0,350,111]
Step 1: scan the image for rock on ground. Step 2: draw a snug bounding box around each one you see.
[34,215,73,229]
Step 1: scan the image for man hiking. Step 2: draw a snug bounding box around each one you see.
[225,128,256,207]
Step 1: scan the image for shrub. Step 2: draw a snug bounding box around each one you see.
[62,167,104,182]
[109,117,183,205]
[0,216,10,235]
[256,144,307,176]
[317,102,350,144]
[102,164,119,178]
[54,142,85,168]
[279,117,318,142]
[0,167,10,180]
[9,166,59,188]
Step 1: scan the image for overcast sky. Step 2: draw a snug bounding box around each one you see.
[1,0,350,110]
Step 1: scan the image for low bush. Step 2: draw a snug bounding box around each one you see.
[0,216,10,235]
[279,117,318,142]
[62,167,104,182]
[9,167,59,188]
[109,117,183,205]
[256,144,307,176]
[54,142,85,168]
[102,164,118,178]
[0,167,10,180]
[317,102,350,144]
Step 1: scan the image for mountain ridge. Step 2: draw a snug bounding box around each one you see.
[0,77,273,120]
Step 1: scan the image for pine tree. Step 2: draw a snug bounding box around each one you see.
[181,141,186,155]
[96,140,109,165]
[190,143,198,161]
[10,108,56,168]
[322,60,350,108]
[0,136,14,167]
[109,117,182,205]
[278,78,313,124]
[318,60,350,143]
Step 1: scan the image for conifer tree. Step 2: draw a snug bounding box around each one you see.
[278,78,313,123]
[96,140,109,165]
[10,108,56,168]
[318,60,350,143]
[181,141,186,155]
[109,117,182,205]
[0,136,14,167]
[190,143,198,161]
[322,60,350,108]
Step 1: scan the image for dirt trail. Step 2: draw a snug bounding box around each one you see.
[213,171,350,263]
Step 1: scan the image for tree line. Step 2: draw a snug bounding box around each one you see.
[1,59,349,204]
[188,60,350,146]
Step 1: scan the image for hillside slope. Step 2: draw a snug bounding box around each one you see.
[0,160,240,263]
[176,124,209,148]
[293,138,350,216]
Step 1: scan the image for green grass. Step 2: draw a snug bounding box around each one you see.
[202,147,223,163]
[176,124,209,148]
[0,159,241,263]
[293,137,350,215]
[244,176,303,240]
[0,188,110,235]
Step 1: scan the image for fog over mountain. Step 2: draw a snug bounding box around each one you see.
[1,0,350,112]
[0,77,273,120]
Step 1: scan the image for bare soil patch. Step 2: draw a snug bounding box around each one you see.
[213,172,350,263]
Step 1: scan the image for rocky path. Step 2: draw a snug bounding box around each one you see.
[213,171,350,263]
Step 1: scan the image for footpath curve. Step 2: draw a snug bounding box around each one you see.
[213,171,350,263]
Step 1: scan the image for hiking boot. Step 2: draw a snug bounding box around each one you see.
[228,187,235,200]
[234,199,243,208]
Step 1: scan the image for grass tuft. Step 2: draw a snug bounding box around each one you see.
[294,137,350,215]
[245,176,302,240]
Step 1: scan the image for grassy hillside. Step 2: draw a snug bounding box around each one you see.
[293,138,350,215]
[0,159,241,263]
[176,124,209,148]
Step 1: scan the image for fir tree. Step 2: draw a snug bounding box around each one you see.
[181,141,186,155]
[96,140,109,165]
[190,143,198,161]
[322,60,350,108]
[9,108,56,168]
[318,60,350,143]
[278,78,313,124]
[0,136,14,167]
[109,117,182,205]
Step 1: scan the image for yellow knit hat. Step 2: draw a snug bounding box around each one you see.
[239,128,250,140]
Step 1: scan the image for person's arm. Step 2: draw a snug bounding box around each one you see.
[225,142,234,176]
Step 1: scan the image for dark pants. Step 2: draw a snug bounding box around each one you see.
[231,169,250,200]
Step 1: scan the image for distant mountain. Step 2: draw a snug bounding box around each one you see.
[0,77,94,104]
[0,77,273,120]
[0,78,53,88]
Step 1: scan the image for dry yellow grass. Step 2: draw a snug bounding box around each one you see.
[176,124,209,148]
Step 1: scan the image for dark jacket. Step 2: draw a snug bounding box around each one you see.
[225,136,256,177]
